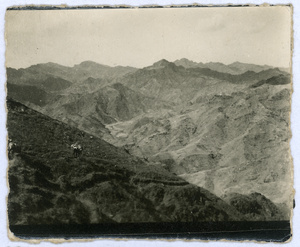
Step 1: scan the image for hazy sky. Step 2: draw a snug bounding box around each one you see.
[5,6,292,69]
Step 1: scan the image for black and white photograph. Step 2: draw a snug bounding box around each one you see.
[4,4,295,242]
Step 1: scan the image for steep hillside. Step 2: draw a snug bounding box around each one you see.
[7,83,50,107]
[103,61,292,219]
[6,62,140,139]
[30,82,173,143]
[57,83,162,123]
[7,98,249,225]
[6,59,292,222]
[108,79,292,211]
[222,192,286,221]
[251,74,291,88]
[7,66,73,92]
[122,60,233,105]
[63,77,111,94]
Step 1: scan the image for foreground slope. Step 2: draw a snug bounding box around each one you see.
[7,98,250,225]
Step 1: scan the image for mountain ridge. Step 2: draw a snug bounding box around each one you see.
[8,98,262,224]
[6,58,293,222]
[174,58,289,74]
[8,58,288,75]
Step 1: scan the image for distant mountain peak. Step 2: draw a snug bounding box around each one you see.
[75,60,110,68]
[175,58,195,63]
[28,62,68,70]
[152,59,172,68]
[228,61,243,66]
[174,58,199,68]
[228,61,274,68]
[206,61,226,66]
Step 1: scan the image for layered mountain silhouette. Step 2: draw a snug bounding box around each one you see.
[7,61,136,86]
[6,58,293,223]
[174,58,289,74]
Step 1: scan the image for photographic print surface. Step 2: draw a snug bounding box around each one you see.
[5,6,293,241]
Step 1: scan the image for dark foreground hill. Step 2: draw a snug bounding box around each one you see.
[7,98,258,225]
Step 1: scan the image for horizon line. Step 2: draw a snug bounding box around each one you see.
[6,58,289,70]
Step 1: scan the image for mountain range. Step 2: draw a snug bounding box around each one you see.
[7,98,287,224]
[6,58,293,223]
[174,58,290,74]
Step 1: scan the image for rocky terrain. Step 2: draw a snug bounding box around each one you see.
[6,58,293,223]
[7,98,258,225]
